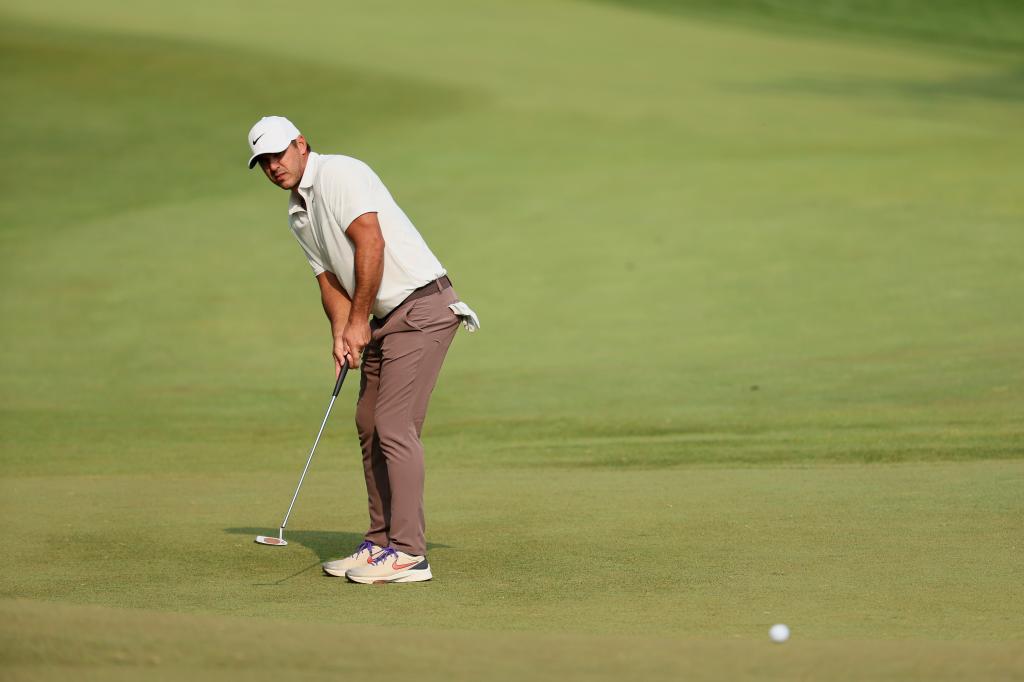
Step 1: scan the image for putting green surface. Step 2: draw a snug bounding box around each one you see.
[1,1,1022,679]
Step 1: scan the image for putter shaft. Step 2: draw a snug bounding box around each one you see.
[278,363,349,533]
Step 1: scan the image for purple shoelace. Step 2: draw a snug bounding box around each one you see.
[372,547,398,565]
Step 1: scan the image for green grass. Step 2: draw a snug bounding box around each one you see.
[7,600,1023,682]
[601,0,1024,53]
[3,461,1022,637]
[1,0,1023,679]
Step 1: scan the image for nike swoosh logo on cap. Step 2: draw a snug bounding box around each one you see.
[251,133,265,145]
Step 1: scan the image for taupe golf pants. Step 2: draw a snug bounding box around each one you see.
[355,281,460,557]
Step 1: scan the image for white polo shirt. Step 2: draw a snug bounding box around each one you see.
[287,152,447,318]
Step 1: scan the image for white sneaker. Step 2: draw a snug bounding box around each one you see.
[345,547,432,584]
[322,541,385,577]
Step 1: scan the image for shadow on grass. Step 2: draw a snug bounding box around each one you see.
[225,527,452,563]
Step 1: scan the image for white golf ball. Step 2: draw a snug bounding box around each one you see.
[769,624,790,643]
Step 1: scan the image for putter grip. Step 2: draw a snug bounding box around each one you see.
[333,361,349,397]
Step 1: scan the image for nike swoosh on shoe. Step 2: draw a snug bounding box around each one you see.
[392,561,421,570]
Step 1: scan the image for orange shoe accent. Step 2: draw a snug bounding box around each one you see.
[392,560,419,570]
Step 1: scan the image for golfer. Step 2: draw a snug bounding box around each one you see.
[246,116,478,584]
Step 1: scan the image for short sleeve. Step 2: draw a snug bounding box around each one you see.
[289,216,326,276]
[296,240,326,277]
[322,158,381,232]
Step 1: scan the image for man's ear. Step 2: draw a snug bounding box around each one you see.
[295,135,309,154]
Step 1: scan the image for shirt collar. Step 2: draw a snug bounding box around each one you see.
[288,152,320,215]
[299,151,319,190]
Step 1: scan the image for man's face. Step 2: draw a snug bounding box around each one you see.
[257,136,308,190]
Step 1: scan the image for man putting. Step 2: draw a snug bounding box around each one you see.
[246,116,478,584]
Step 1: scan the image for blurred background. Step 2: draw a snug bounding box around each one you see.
[3,0,1021,472]
[1,1,1022,678]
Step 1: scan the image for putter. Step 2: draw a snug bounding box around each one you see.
[256,361,349,547]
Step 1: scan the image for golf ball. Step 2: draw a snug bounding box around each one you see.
[769,624,790,643]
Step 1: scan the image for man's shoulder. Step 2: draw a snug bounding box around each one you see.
[315,153,373,180]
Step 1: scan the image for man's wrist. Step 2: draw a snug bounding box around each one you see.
[347,310,370,326]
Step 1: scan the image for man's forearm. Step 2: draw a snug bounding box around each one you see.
[317,272,352,337]
[335,212,385,369]
[348,235,384,323]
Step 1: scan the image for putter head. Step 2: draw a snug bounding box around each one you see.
[255,535,288,546]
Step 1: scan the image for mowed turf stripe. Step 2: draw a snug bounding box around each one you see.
[2,598,1022,682]
[3,461,1021,639]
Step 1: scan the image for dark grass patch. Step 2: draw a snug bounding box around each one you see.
[0,19,479,234]
[593,0,1024,54]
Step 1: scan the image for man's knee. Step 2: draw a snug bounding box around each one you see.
[374,417,418,452]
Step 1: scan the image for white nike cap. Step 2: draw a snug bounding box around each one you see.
[246,116,301,169]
